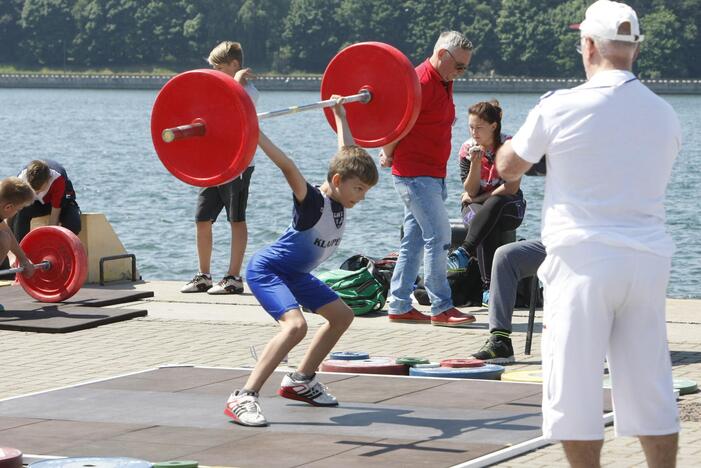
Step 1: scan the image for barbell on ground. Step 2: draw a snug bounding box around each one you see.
[2,226,88,303]
[150,41,422,187]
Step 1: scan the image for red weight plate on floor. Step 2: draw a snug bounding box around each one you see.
[16,226,87,303]
[321,356,408,375]
[321,42,421,147]
[440,359,485,368]
[0,446,22,468]
[151,69,258,187]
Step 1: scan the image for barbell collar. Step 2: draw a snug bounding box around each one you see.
[162,119,206,143]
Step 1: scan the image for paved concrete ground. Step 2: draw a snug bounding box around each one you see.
[1,280,699,467]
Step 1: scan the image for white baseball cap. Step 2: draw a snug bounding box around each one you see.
[572,0,644,43]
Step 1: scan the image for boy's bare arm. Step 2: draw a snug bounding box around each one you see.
[0,221,35,277]
[257,130,308,202]
[331,96,355,149]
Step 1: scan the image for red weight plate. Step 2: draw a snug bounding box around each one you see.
[16,226,87,303]
[321,356,408,375]
[321,42,421,147]
[0,447,22,468]
[440,359,485,368]
[151,69,259,187]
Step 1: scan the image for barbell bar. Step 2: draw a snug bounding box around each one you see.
[150,41,422,187]
[160,89,372,144]
[0,260,51,276]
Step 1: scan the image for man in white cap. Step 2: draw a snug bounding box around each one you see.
[495,1,680,466]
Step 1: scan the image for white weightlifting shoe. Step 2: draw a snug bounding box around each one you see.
[277,373,338,407]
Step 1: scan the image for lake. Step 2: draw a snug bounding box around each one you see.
[0,88,698,298]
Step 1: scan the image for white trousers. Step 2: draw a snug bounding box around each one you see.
[538,242,679,440]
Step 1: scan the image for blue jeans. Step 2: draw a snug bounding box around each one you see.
[389,176,453,316]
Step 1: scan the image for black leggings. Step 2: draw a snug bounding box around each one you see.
[460,192,526,288]
[11,199,82,243]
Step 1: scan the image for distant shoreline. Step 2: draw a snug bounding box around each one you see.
[1,73,700,95]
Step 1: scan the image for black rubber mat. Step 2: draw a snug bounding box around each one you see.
[0,366,613,467]
[1,284,153,307]
[0,303,147,333]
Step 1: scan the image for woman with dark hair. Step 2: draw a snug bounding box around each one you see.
[447,100,526,305]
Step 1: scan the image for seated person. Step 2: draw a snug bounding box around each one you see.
[12,159,81,242]
[471,239,546,363]
[448,100,526,306]
[0,177,37,309]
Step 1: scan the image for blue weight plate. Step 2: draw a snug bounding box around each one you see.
[409,364,505,380]
[30,458,152,468]
[329,351,370,360]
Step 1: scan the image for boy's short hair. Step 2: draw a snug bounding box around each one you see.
[0,177,35,206]
[208,41,243,67]
[327,145,379,187]
[25,160,50,191]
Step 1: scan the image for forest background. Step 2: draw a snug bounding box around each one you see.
[0,0,698,79]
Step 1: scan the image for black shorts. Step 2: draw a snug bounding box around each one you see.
[195,166,254,223]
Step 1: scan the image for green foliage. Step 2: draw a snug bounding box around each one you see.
[0,0,697,78]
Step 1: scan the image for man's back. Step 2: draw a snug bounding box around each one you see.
[536,69,680,255]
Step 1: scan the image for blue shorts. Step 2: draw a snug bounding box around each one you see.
[246,251,339,321]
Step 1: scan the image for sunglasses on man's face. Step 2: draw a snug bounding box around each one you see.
[445,49,468,72]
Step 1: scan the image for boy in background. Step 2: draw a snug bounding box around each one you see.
[181,41,259,295]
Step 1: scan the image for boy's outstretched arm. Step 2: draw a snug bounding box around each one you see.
[0,221,35,277]
[257,130,308,202]
[332,96,355,149]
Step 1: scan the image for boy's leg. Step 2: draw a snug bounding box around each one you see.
[241,308,308,393]
[11,201,50,243]
[210,167,253,294]
[194,185,225,275]
[224,167,253,278]
[183,186,224,292]
[275,276,350,406]
[228,221,247,277]
[226,309,307,427]
[195,221,213,274]
[226,260,305,426]
[296,298,354,376]
[58,199,82,235]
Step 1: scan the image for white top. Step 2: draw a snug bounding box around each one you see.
[244,82,259,168]
[18,167,60,202]
[510,69,680,257]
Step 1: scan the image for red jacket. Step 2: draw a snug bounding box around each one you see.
[392,59,455,178]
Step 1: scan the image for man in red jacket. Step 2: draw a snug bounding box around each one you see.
[381,31,476,327]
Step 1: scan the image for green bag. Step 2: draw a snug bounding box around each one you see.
[317,266,386,316]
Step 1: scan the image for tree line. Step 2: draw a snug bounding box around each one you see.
[1,0,699,79]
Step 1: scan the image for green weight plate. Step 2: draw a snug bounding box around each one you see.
[674,378,698,395]
[152,462,198,468]
[396,356,430,366]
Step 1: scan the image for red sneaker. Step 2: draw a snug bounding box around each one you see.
[431,308,476,328]
[388,308,431,324]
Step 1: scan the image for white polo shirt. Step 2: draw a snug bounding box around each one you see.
[511,69,680,257]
